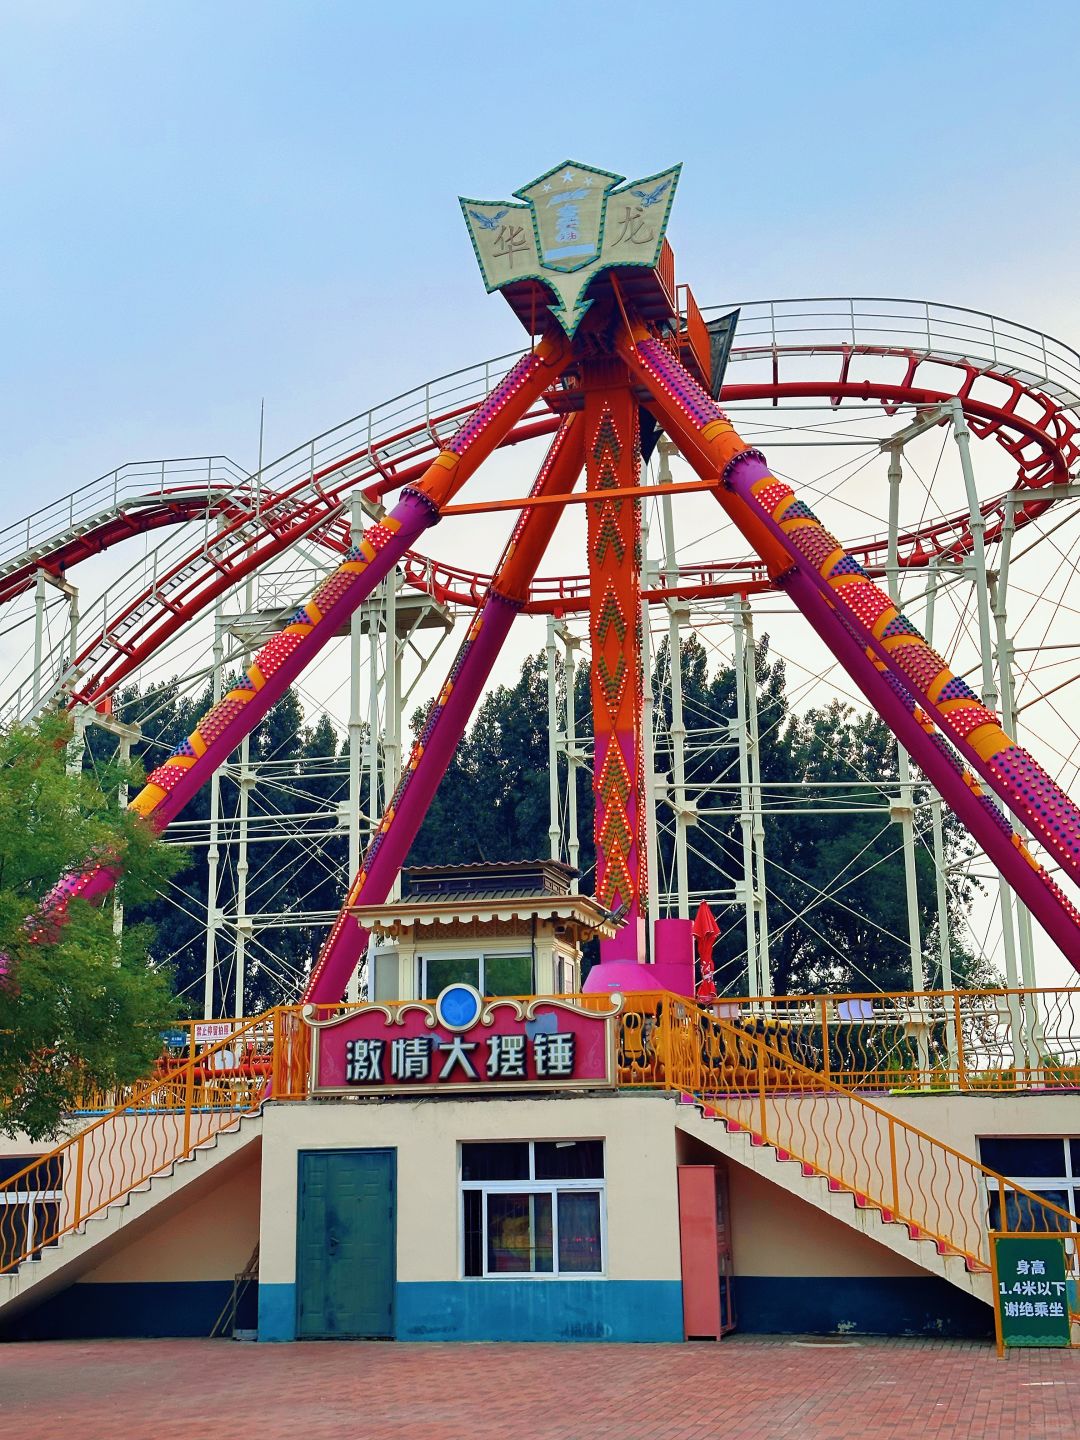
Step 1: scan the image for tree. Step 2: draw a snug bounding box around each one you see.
[411,635,991,998]
[0,716,182,1140]
[408,653,554,865]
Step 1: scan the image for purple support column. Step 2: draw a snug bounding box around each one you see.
[783,567,1080,965]
[723,450,1080,898]
[305,591,519,1003]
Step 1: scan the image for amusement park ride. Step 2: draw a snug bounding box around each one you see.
[9,159,1080,1003]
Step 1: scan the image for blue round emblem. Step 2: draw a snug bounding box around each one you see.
[435,983,483,1032]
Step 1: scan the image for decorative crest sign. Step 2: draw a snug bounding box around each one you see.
[305,984,621,1096]
[460,160,681,337]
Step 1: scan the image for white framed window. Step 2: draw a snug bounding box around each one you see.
[420,952,534,999]
[0,1154,63,1267]
[460,1140,605,1278]
[979,1136,1080,1231]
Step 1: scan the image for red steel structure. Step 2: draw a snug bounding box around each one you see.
[8,164,1080,996]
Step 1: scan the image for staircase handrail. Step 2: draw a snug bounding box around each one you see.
[630,991,1080,1267]
[0,1008,287,1275]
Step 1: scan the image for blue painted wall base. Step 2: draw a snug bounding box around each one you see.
[0,1281,257,1341]
[258,1282,297,1342]
[6,1275,991,1343]
[258,1279,682,1343]
[395,1280,683,1343]
[734,1276,993,1339]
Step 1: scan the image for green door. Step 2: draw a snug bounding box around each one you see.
[296,1149,395,1338]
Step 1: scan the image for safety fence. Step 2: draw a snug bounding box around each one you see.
[77,984,1080,1114]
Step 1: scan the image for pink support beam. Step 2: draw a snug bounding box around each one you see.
[305,416,585,1004]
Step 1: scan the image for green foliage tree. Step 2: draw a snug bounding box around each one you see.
[0,716,182,1140]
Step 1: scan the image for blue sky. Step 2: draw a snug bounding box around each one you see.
[2,0,1079,494]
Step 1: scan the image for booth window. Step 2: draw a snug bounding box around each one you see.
[979,1137,1080,1231]
[421,953,534,999]
[0,1154,63,1269]
[460,1140,605,1277]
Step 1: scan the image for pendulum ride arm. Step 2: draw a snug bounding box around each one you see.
[615,327,1080,969]
[305,414,585,1005]
[782,568,1080,956]
[28,336,570,935]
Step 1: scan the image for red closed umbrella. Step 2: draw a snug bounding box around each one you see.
[692,901,720,1002]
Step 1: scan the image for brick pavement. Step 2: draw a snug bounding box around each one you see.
[2,1335,1078,1439]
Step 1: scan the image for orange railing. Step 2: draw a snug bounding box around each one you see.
[78,1014,273,1112]
[621,991,1080,1281]
[8,991,1080,1291]
[80,984,1080,1113]
[0,1010,292,1275]
[656,238,676,312]
[676,283,710,380]
[692,986,1080,1093]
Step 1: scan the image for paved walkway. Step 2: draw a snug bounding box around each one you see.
[2,1336,1078,1438]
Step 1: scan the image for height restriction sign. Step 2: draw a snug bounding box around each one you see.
[991,1234,1073,1352]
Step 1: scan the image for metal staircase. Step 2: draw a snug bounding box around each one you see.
[631,996,1080,1303]
[0,1010,305,1325]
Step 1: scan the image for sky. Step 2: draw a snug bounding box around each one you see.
[3,1,1080,988]
[2,0,1079,492]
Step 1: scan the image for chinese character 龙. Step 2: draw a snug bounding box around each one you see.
[345,1037,385,1083]
[533,1031,576,1077]
[610,204,654,247]
[487,1033,527,1080]
[391,1036,432,1081]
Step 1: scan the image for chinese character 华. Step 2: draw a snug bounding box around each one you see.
[493,223,529,270]
[345,1037,385,1084]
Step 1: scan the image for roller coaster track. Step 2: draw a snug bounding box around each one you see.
[3,299,1078,716]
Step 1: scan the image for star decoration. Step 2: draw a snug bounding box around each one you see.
[561,169,575,184]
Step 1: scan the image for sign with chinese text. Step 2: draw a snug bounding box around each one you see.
[305,985,620,1097]
[460,159,680,337]
[194,1021,233,1044]
[992,1234,1073,1350]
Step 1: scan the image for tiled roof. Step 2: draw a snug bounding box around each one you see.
[403,858,579,901]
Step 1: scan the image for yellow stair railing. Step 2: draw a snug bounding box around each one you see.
[0,1008,304,1276]
[620,991,1080,1279]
